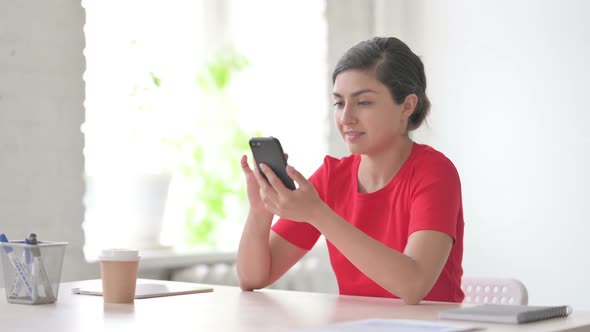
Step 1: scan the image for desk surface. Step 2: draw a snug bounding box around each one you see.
[1,279,589,332]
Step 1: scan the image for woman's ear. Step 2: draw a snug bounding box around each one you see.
[402,94,418,119]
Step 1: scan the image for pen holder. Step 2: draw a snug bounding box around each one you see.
[0,241,68,304]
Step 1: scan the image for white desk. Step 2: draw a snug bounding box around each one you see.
[1,279,589,332]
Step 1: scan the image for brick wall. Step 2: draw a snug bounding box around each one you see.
[0,0,98,286]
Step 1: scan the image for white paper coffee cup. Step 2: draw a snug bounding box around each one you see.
[99,249,140,262]
[99,249,140,303]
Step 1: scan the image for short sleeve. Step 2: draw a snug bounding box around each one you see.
[408,154,462,241]
[271,158,331,250]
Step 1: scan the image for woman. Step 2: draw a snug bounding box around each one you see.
[237,37,464,304]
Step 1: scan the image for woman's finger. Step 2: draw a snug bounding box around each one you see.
[240,154,253,174]
[259,164,291,196]
[286,165,308,187]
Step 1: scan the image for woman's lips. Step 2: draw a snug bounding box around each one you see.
[344,131,365,142]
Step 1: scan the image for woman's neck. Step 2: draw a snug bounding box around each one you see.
[357,136,414,193]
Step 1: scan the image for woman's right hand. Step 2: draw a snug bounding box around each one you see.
[241,154,274,219]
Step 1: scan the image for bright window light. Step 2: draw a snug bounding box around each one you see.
[82,0,328,259]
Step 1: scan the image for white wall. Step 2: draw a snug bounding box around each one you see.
[3,0,588,308]
[0,0,97,286]
[326,0,378,157]
[398,0,590,308]
[326,0,589,308]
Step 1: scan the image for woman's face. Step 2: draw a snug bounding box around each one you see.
[332,69,414,156]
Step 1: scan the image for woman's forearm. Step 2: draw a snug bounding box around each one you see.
[236,212,274,291]
[310,207,429,304]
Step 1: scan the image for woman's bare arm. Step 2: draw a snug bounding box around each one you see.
[312,207,452,304]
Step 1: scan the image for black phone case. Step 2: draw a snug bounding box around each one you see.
[249,137,296,190]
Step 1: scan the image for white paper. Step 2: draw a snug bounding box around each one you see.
[300,319,482,332]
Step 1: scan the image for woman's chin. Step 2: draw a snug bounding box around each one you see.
[346,144,365,155]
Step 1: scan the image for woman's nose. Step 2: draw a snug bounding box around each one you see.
[339,104,355,124]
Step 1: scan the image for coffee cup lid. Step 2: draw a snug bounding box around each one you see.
[99,249,140,261]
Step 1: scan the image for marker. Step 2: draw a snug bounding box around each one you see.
[28,233,55,301]
[0,234,33,298]
[24,238,32,265]
[26,237,39,302]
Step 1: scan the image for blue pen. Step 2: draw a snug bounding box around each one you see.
[7,238,31,297]
[1,233,22,298]
[0,234,33,298]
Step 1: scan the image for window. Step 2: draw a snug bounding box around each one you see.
[82,0,328,259]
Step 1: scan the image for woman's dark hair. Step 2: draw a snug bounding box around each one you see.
[332,37,430,131]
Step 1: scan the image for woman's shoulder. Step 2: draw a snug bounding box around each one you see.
[411,143,459,177]
[317,154,358,176]
[307,155,357,192]
[323,154,357,168]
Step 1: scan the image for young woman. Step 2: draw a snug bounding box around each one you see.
[237,37,464,304]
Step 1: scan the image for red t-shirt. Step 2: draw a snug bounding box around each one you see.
[272,143,465,302]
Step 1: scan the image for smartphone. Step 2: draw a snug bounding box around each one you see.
[249,137,296,190]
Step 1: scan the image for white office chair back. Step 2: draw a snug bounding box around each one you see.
[461,277,528,305]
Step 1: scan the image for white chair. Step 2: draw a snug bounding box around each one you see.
[461,277,528,305]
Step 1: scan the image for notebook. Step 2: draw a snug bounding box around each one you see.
[72,281,213,299]
[438,304,572,324]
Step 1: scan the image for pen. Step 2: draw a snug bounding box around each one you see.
[28,233,55,301]
[0,233,34,298]
[7,238,30,298]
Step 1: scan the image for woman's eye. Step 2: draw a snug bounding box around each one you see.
[358,101,371,106]
[333,101,344,108]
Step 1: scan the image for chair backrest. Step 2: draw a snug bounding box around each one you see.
[461,277,528,305]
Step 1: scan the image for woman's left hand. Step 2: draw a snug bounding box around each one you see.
[254,163,327,224]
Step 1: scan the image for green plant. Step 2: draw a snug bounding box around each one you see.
[167,49,258,246]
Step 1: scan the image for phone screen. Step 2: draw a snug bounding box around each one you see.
[249,137,296,190]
